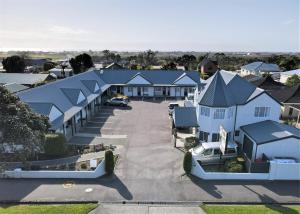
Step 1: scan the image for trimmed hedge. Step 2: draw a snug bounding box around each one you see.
[44,133,67,157]
[105,150,114,175]
[224,159,243,173]
[183,151,192,174]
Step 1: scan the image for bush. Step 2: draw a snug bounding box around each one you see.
[224,159,243,173]
[105,150,114,175]
[184,137,198,151]
[44,133,67,157]
[183,151,192,174]
[80,163,87,170]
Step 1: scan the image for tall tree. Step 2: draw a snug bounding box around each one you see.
[0,86,50,162]
[69,53,94,74]
[2,55,25,73]
[161,62,177,70]
[176,54,196,70]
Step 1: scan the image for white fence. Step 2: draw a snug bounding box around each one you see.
[191,158,300,181]
[4,160,106,179]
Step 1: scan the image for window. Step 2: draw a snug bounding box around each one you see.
[188,87,195,93]
[199,131,209,142]
[235,130,240,136]
[227,107,234,119]
[203,149,213,156]
[176,87,180,93]
[226,148,236,154]
[214,149,221,155]
[128,87,133,92]
[200,106,210,117]
[289,107,293,116]
[213,109,225,119]
[155,87,162,92]
[212,133,220,142]
[254,107,270,117]
[143,87,148,92]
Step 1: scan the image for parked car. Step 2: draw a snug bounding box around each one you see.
[105,97,128,106]
[189,142,237,164]
[168,103,179,115]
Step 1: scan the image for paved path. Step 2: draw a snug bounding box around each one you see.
[0,101,299,203]
[90,204,205,214]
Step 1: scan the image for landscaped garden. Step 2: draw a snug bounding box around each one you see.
[0,203,98,214]
[201,204,300,214]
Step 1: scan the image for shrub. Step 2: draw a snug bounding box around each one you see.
[184,137,198,151]
[224,159,243,173]
[105,150,114,175]
[44,133,67,157]
[183,151,192,174]
[80,163,87,170]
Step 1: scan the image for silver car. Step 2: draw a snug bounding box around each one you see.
[105,97,128,106]
[190,142,237,164]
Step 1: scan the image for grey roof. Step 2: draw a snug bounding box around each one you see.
[81,80,101,93]
[0,73,53,85]
[61,88,87,106]
[241,62,281,73]
[3,83,29,93]
[173,107,199,128]
[97,70,200,86]
[241,120,300,145]
[198,70,258,107]
[17,70,108,129]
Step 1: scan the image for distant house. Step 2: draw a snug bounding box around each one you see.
[240,62,281,77]
[197,58,218,76]
[49,68,73,78]
[280,69,300,84]
[248,75,286,92]
[105,62,125,70]
[0,73,56,87]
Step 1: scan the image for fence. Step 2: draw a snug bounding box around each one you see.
[4,160,106,179]
[191,157,300,180]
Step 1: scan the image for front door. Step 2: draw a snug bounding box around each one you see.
[162,87,166,96]
[184,87,188,96]
[137,87,141,96]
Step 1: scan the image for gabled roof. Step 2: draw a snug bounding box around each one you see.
[173,107,199,128]
[105,62,124,69]
[241,62,280,72]
[269,84,300,103]
[97,69,200,86]
[0,73,54,85]
[241,120,300,145]
[3,83,29,93]
[17,70,108,128]
[61,88,87,106]
[126,72,152,85]
[198,70,258,107]
[250,75,285,88]
[81,80,101,93]
[173,72,197,85]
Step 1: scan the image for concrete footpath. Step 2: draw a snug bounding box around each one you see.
[89,204,205,214]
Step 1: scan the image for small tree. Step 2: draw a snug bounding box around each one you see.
[2,55,25,73]
[286,74,300,87]
[105,150,114,175]
[183,151,192,174]
[69,53,94,74]
[44,133,67,157]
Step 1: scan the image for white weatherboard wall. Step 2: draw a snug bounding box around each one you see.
[4,160,106,179]
[191,157,300,180]
[235,93,281,129]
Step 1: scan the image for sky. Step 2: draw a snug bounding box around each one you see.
[0,0,299,52]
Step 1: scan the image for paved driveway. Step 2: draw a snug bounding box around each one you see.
[0,100,299,203]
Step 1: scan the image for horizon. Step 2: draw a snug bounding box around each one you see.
[0,0,299,52]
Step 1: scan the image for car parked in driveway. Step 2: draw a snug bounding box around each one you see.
[190,142,237,164]
[168,103,179,115]
[105,97,128,106]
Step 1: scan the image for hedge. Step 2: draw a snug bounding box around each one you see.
[183,151,192,174]
[105,150,114,175]
[44,133,67,157]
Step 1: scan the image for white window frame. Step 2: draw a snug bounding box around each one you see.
[254,107,270,117]
[200,106,210,117]
[128,87,133,92]
[213,108,225,119]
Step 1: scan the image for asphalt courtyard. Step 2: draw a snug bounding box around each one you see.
[0,100,299,203]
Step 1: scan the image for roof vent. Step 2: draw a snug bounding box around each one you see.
[100,69,104,74]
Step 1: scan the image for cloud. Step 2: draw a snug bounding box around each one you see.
[48,25,88,35]
[281,19,295,25]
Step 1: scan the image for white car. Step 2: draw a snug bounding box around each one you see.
[190,142,237,164]
[105,97,128,106]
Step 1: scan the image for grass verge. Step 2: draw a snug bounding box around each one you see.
[0,203,98,214]
[201,204,300,214]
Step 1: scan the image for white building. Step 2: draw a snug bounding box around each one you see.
[279,69,300,84]
[240,62,281,77]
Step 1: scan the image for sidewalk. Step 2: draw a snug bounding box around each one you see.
[89,204,205,214]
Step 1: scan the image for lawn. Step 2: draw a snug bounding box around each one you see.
[0,203,98,214]
[201,204,300,214]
